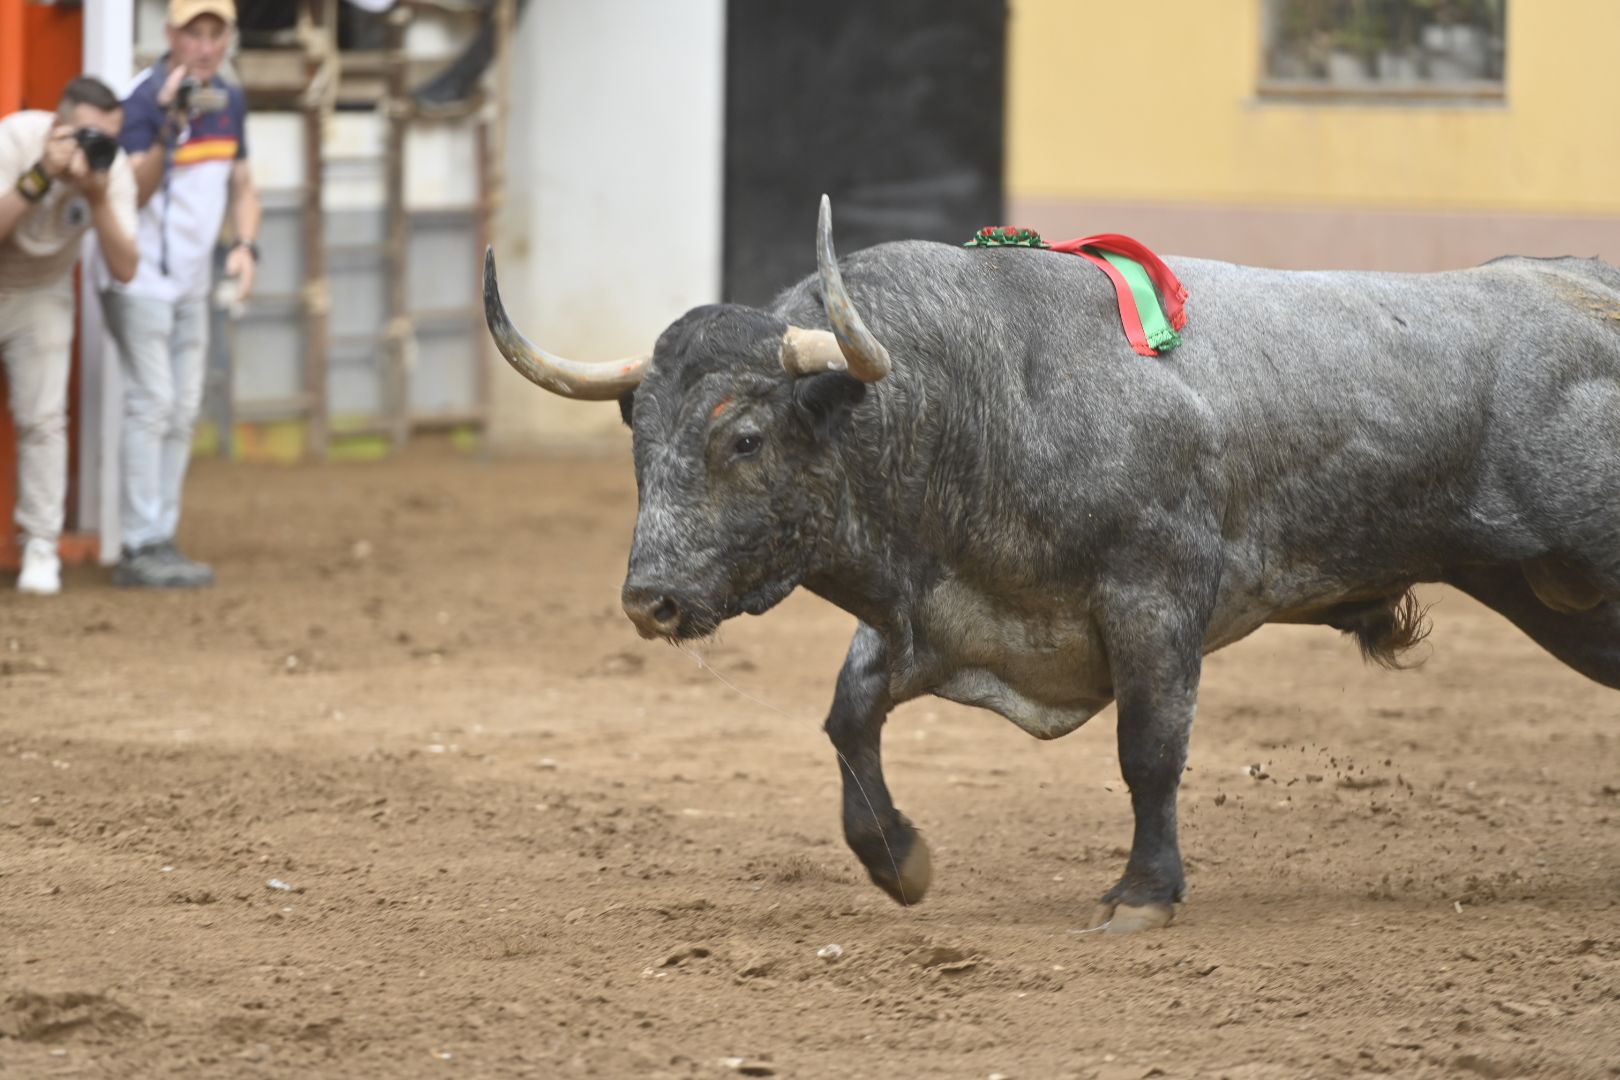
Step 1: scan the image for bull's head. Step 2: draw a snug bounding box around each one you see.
[483,196,890,641]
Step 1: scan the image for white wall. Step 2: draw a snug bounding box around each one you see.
[492,0,726,446]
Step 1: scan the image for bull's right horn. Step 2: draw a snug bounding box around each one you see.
[482,247,649,400]
[813,194,891,383]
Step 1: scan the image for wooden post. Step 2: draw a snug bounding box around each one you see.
[479,0,515,444]
[473,117,493,434]
[493,0,513,207]
[382,4,412,448]
[297,0,334,459]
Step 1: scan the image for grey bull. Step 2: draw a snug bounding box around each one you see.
[483,196,1620,932]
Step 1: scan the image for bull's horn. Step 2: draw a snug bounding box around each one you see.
[482,247,649,400]
[813,194,891,382]
[778,326,848,377]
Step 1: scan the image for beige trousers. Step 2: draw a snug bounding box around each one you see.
[0,277,74,546]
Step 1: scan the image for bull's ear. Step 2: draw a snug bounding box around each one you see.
[618,388,636,428]
[791,371,865,442]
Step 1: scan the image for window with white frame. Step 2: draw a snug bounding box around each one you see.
[1261,0,1506,100]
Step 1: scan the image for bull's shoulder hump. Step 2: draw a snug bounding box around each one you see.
[1476,253,1620,299]
[1480,252,1620,276]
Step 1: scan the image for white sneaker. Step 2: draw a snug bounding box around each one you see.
[17,537,61,595]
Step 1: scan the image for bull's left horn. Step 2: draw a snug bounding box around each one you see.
[778,326,848,377]
[814,195,891,383]
[482,247,649,400]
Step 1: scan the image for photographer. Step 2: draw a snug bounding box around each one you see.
[102,0,260,588]
[0,76,138,595]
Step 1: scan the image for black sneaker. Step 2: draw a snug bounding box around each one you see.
[113,543,190,588]
[153,540,216,587]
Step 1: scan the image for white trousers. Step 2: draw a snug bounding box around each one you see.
[0,278,74,547]
[100,291,208,550]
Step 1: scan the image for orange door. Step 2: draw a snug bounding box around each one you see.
[0,0,92,569]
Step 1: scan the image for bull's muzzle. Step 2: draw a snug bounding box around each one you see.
[621,581,689,640]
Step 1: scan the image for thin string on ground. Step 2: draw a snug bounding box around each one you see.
[674,642,908,905]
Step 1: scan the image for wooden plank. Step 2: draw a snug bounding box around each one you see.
[234,49,310,96]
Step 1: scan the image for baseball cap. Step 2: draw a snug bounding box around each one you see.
[168,0,236,26]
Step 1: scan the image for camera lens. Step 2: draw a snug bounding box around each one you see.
[73,128,118,172]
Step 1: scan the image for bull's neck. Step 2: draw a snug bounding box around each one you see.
[801,361,1025,634]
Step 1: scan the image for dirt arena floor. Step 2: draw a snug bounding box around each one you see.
[2,442,1616,1079]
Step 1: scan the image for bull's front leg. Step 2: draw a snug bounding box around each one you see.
[825,622,932,905]
[1091,598,1205,933]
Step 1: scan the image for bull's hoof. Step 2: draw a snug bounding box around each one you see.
[865,828,932,906]
[1087,900,1175,934]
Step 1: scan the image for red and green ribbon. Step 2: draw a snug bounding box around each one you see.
[965,226,1188,357]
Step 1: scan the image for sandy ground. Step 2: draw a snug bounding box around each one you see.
[1,443,1617,1080]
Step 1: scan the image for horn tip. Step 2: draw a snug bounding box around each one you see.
[817,196,835,264]
[481,247,509,340]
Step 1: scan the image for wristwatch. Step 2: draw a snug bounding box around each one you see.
[234,239,260,262]
[15,162,52,202]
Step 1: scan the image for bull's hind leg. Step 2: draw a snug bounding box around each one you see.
[1446,565,1620,690]
[824,622,932,905]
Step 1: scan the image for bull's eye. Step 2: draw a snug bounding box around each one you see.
[733,433,763,457]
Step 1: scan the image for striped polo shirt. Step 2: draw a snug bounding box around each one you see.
[102,59,249,302]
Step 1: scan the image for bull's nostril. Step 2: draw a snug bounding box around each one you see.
[622,583,685,638]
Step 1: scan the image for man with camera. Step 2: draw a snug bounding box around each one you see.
[101,0,260,588]
[0,77,139,595]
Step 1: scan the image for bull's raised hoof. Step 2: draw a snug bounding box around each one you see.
[850,821,932,906]
[1088,900,1176,934]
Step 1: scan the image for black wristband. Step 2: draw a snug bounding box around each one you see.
[234,239,260,262]
[15,163,52,202]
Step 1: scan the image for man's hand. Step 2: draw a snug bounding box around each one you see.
[225,242,257,302]
[65,151,111,204]
[131,65,191,208]
[40,125,78,179]
[80,147,139,283]
[155,63,189,111]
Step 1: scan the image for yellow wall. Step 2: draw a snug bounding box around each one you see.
[1008,1,1620,214]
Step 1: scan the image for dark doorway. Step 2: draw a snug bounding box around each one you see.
[723,1,1006,306]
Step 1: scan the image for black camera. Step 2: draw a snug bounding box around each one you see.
[175,76,228,115]
[73,128,118,173]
